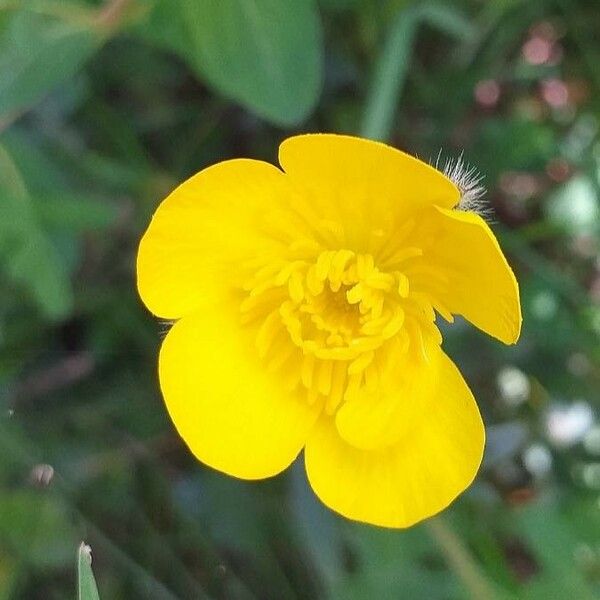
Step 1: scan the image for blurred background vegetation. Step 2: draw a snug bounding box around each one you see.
[1,0,600,598]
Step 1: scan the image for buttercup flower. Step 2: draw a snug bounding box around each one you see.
[137,134,521,528]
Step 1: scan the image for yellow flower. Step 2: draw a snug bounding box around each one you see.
[137,134,521,528]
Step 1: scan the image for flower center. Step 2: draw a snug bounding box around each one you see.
[279,250,408,360]
[240,226,449,414]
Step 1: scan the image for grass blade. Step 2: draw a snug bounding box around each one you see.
[78,542,101,600]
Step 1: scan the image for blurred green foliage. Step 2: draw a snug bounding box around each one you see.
[1,0,600,598]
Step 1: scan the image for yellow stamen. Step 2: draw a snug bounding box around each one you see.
[242,230,447,411]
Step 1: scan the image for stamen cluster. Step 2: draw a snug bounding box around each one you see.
[241,221,450,414]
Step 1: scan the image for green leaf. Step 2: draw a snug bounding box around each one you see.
[0,6,99,118]
[0,144,73,319]
[36,194,118,232]
[142,0,323,126]
[78,542,101,600]
[418,3,474,40]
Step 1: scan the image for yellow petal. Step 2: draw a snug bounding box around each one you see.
[278,134,459,247]
[335,341,439,451]
[159,309,321,480]
[421,207,521,344]
[137,159,287,319]
[305,351,484,528]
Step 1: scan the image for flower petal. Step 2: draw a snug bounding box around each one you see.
[137,159,287,319]
[278,134,459,243]
[305,351,484,527]
[421,207,521,344]
[335,340,439,451]
[159,309,321,480]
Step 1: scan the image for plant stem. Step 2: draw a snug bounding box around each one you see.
[360,6,420,141]
[95,0,135,30]
[426,517,498,600]
[360,3,473,141]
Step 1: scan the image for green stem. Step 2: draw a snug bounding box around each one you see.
[360,6,420,141]
[360,3,473,141]
[426,517,498,600]
[95,0,136,31]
